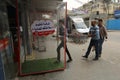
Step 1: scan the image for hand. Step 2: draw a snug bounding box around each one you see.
[105,36,108,39]
[105,37,108,41]
[88,34,95,37]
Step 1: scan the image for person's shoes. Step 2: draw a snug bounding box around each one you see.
[93,58,98,61]
[82,55,88,58]
[67,59,72,63]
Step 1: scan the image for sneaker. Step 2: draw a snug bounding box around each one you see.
[67,59,72,63]
[82,55,88,58]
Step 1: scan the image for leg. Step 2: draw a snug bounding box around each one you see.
[83,39,94,58]
[65,45,72,62]
[98,38,104,57]
[93,40,99,60]
[56,41,64,61]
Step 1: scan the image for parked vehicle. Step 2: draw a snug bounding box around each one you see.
[68,16,89,34]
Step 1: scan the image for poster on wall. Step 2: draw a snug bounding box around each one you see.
[31,20,55,36]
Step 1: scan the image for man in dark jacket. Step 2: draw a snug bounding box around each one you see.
[56,20,72,63]
[98,19,108,57]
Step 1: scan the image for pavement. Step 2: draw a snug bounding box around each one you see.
[15,31,120,80]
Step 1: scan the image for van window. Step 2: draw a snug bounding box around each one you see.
[74,22,87,29]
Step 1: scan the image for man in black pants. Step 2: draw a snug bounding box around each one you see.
[82,21,100,60]
[56,20,72,63]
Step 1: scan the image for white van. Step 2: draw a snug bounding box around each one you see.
[68,16,89,34]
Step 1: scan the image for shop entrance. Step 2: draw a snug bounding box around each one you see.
[7,4,18,62]
[15,0,68,76]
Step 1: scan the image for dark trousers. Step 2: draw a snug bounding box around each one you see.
[85,39,99,59]
[57,40,72,61]
[98,38,104,55]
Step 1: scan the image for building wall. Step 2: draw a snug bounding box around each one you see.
[79,0,120,19]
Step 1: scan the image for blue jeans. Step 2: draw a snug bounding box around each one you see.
[98,38,104,56]
[85,39,99,59]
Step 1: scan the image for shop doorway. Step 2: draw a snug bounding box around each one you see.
[15,0,68,76]
[7,4,18,62]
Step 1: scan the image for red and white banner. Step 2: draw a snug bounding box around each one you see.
[31,20,55,36]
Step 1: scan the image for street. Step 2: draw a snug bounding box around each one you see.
[17,31,120,80]
[102,31,120,67]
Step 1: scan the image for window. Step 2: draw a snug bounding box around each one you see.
[74,22,87,29]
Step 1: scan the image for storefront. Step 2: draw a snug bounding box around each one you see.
[16,0,67,76]
[0,0,69,78]
[0,0,16,80]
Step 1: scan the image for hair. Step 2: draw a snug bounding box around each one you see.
[91,20,97,24]
[91,20,97,26]
[98,19,103,22]
[59,19,64,24]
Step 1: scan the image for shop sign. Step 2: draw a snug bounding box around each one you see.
[114,10,120,18]
[31,20,55,36]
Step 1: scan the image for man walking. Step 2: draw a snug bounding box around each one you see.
[56,20,72,63]
[98,19,108,57]
[82,20,100,60]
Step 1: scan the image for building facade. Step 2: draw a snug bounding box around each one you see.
[78,0,120,26]
[0,0,65,79]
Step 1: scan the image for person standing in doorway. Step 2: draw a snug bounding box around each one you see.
[56,20,72,63]
[82,20,100,60]
[98,19,108,57]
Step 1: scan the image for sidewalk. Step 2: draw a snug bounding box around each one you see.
[17,32,120,80]
[17,45,120,80]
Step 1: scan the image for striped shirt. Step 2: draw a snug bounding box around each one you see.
[89,25,100,40]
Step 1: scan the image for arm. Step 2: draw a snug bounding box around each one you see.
[88,33,94,37]
[88,28,92,37]
[103,27,108,39]
[88,27,96,37]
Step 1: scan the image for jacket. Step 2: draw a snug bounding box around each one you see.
[99,25,108,39]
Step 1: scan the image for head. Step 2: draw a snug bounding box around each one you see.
[91,20,97,27]
[59,19,64,24]
[59,19,65,28]
[98,19,103,25]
